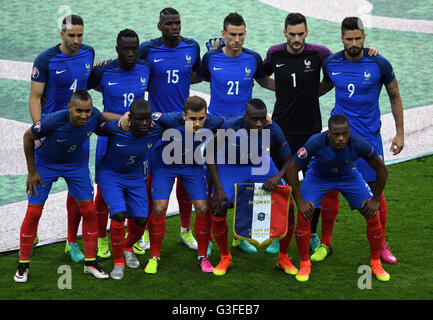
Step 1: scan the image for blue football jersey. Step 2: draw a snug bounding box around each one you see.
[198,47,266,116]
[31,44,95,117]
[323,49,395,138]
[88,59,150,114]
[293,131,379,178]
[95,119,163,175]
[88,59,151,165]
[30,107,103,165]
[138,36,200,113]
[216,115,291,165]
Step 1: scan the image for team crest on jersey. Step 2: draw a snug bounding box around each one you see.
[185,54,192,64]
[364,71,371,81]
[85,63,91,71]
[297,147,308,159]
[152,112,162,121]
[147,143,153,150]
[140,77,146,86]
[34,120,41,132]
[304,59,311,69]
[87,131,92,137]
[32,66,39,79]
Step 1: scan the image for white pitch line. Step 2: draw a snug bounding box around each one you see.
[259,0,433,34]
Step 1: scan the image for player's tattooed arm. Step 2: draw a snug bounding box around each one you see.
[29,81,46,147]
[385,78,404,155]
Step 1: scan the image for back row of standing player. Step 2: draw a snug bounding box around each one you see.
[21,8,404,281]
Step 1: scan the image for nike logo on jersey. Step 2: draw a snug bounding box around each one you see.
[56,139,67,142]
[56,70,67,74]
[153,58,164,63]
[116,143,127,147]
[276,63,285,68]
[213,66,223,71]
[108,81,119,86]
[332,72,341,75]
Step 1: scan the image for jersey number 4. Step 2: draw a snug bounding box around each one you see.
[70,79,78,92]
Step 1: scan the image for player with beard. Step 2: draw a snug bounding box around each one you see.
[28,15,94,262]
[315,17,404,265]
[263,13,381,255]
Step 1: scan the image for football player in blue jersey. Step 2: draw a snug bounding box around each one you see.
[207,98,298,276]
[28,15,95,263]
[88,28,151,259]
[144,96,217,274]
[14,90,122,283]
[198,12,275,117]
[287,114,390,282]
[138,8,203,251]
[198,12,276,254]
[95,99,163,280]
[316,17,404,265]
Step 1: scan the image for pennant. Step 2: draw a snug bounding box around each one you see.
[233,183,292,246]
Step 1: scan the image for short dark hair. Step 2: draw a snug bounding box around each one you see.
[61,15,84,32]
[184,96,207,113]
[130,99,152,116]
[70,89,91,104]
[341,17,364,35]
[159,7,179,23]
[245,98,267,114]
[117,28,139,46]
[223,12,245,30]
[328,114,349,129]
[284,13,307,29]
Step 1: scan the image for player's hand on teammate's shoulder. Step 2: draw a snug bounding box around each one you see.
[94,58,112,67]
[366,46,380,56]
[206,38,225,51]
[118,112,130,131]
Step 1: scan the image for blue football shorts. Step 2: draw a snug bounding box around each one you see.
[151,164,208,200]
[97,166,148,218]
[28,162,94,204]
[301,170,373,210]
